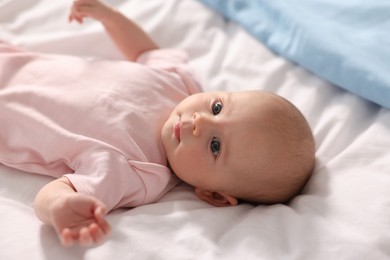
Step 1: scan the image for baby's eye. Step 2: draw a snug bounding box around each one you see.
[212,101,223,115]
[210,137,221,157]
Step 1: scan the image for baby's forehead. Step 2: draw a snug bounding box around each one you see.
[231,90,282,112]
[223,91,292,158]
[226,124,270,165]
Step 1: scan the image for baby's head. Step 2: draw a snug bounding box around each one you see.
[161,90,315,206]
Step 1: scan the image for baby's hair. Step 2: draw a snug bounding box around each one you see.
[230,92,315,204]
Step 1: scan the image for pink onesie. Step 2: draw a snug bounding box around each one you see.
[0,42,201,210]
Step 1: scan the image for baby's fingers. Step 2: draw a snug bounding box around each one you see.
[79,227,93,246]
[89,223,106,244]
[60,228,76,247]
[69,3,86,24]
[69,1,92,23]
[94,205,108,221]
[95,215,111,238]
[101,219,111,235]
[72,0,112,23]
[79,222,109,246]
[68,14,84,24]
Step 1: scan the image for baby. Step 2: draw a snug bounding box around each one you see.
[0,0,315,247]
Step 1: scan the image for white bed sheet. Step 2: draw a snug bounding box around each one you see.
[1,0,390,259]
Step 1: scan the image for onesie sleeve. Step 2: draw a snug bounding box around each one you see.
[136,49,203,95]
[64,149,177,211]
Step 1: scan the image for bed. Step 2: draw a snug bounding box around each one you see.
[1,0,390,259]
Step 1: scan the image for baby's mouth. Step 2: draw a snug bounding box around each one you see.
[173,120,181,141]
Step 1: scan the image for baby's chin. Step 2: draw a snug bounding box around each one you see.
[160,115,177,165]
[160,120,170,151]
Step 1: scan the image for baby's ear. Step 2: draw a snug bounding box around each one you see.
[194,188,238,207]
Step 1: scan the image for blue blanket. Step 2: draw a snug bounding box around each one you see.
[199,0,390,109]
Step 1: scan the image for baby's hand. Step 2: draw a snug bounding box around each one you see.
[49,193,111,247]
[69,0,114,24]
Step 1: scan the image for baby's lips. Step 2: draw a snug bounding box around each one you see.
[173,120,181,141]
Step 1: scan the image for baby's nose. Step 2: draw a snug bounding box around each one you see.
[192,112,212,136]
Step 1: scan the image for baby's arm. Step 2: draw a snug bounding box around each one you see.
[34,177,110,247]
[69,0,158,61]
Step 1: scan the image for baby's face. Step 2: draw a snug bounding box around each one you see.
[161,91,275,195]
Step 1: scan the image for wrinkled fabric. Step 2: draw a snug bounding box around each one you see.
[0,43,202,210]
